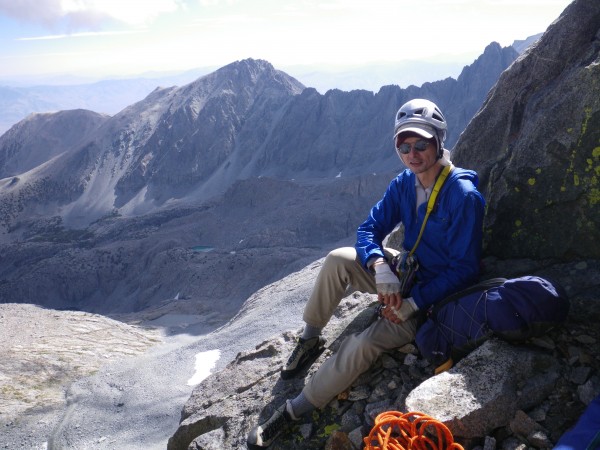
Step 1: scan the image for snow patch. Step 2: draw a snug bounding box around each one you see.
[187,350,220,386]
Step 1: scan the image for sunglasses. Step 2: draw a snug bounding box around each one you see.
[396,139,432,154]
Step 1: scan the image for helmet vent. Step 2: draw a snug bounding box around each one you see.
[393,99,447,150]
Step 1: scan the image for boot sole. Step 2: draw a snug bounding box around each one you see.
[280,345,325,380]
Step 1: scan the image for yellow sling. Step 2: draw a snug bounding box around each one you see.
[408,164,454,258]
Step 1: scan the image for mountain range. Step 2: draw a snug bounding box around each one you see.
[0,35,543,139]
[0,42,517,232]
[0,69,217,137]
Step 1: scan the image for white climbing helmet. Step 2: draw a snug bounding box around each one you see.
[393,99,447,159]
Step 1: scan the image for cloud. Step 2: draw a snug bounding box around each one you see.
[0,0,64,25]
[17,29,146,41]
[0,0,183,30]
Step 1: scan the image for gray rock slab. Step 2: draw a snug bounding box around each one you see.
[405,339,560,438]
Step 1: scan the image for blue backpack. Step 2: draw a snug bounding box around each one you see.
[415,276,570,368]
[554,394,600,450]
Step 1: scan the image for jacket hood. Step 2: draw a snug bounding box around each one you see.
[446,166,480,189]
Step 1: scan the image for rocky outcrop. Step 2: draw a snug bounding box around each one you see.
[167,293,380,450]
[405,340,560,439]
[452,0,600,260]
[167,257,600,450]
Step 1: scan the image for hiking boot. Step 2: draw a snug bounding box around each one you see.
[280,336,326,380]
[247,400,298,449]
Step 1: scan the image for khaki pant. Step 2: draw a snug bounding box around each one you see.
[302,247,418,408]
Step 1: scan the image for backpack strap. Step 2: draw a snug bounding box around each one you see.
[429,277,508,318]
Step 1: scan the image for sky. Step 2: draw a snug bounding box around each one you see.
[0,0,575,83]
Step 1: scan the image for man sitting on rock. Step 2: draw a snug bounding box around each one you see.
[247,98,486,449]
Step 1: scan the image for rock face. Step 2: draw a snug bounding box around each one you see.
[452,0,600,260]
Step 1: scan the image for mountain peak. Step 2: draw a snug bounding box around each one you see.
[209,57,304,93]
[224,57,275,71]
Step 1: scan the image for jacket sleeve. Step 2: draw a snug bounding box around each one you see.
[410,183,485,309]
[355,175,405,268]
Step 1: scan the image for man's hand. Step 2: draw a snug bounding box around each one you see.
[374,262,403,322]
[379,303,401,323]
[379,298,419,324]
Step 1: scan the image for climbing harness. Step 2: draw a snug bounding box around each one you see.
[364,411,464,450]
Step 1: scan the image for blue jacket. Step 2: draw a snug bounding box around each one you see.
[355,167,485,310]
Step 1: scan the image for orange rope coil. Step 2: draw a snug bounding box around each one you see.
[364,411,464,450]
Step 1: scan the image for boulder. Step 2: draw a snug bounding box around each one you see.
[404,339,560,438]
